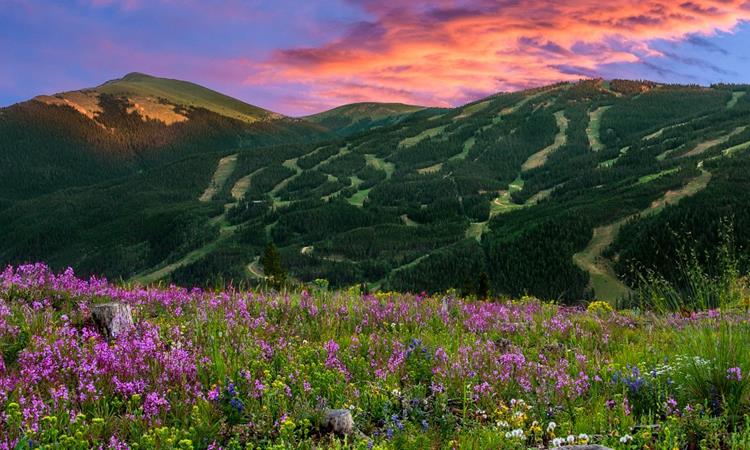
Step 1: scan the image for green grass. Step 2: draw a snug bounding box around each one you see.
[398,125,447,148]
[6,265,750,448]
[347,188,372,207]
[97,72,276,122]
[465,221,488,241]
[304,102,424,123]
[681,127,748,159]
[416,163,443,174]
[509,175,524,192]
[229,169,261,201]
[131,228,236,284]
[521,111,568,171]
[587,106,612,151]
[453,100,491,120]
[723,140,750,157]
[572,219,632,302]
[449,137,475,161]
[400,214,418,226]
[364,154,395,179]
[727,91,746,109]
[494,88,553,120]
[269,158,303,198]
[199,154,238,202]
[637,168,680,185]
[490,191,524,216]
[574,169,712,302]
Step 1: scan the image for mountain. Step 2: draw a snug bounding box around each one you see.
[2,77,750,303]
[304,102,430,135]
[37,72,281,124]
[0,73,328,200]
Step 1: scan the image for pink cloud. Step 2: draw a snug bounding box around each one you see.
[246,0,750,111]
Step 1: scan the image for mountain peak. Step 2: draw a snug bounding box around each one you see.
[33,72,282,125]
[120,72,154,81]
[304,101,428,135]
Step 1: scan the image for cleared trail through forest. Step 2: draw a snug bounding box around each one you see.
[728,91,746,109]
[135,153,246,284]
[572,168,712,302]
[230,168,263,201]
[586,106,611,152]
[521,111,568,171]
[246,257,264,279]
[681,126,747,158]
[199,154,238,202]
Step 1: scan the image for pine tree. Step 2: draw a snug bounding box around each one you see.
[262,242,285,287]
[477,272,490,300]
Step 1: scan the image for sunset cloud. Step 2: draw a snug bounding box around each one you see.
[242,0,750,111]
[1,0,749,115]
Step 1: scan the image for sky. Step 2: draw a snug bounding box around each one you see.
[1,0,750,116]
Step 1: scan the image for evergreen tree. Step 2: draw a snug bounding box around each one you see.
[262,242,286,287]
[477,272,490,300]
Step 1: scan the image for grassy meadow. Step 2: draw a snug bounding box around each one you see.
[1,264,750,449]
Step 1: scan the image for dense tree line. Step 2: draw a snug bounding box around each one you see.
[6,81,750,300]
[611,158,750,287]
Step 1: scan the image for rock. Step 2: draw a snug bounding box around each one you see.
[92,303,133,340]
[552,446,613,450]
[324,409,354,435]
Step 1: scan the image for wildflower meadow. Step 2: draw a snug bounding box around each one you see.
[1,264,750,449]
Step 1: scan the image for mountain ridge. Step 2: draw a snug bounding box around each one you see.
[2,75,750,303]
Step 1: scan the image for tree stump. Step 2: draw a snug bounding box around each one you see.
[324,409,354,435]
[92,303,133,340]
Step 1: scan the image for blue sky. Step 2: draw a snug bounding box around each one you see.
[2,0,749,115]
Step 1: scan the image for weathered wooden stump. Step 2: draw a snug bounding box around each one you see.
[92,303,133,340]
[324,409,354,435]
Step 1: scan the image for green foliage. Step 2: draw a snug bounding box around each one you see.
[3,80,750,301]
[170,245,251,288]
[678,323,750,421]
[262,241,286,287]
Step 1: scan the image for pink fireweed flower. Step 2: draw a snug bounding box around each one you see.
[574,371,590,396]
[386,341,406,374]
[324,339,349,378]
[143,392,170,419]
[472,381,493,400]
[253,379,266,398]
[106,436,130,450]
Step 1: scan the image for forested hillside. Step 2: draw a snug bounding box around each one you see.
[2,76,750,303]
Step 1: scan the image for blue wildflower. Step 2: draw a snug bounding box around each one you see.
[229,397,244,412]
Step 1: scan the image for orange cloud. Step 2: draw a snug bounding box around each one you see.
[246,0,750,111]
